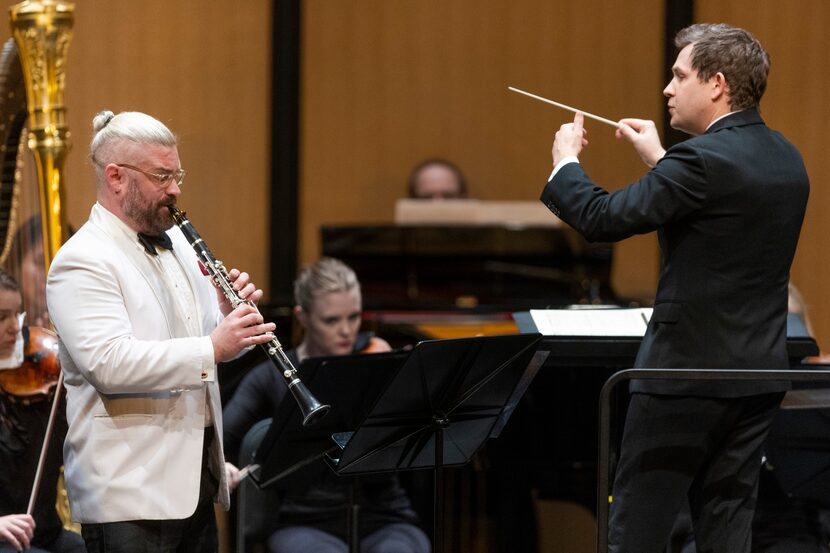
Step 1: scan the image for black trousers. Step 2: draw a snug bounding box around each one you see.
[608,392,784,553]
[80,428,219,553]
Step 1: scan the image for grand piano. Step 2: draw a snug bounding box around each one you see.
[321,223,616,313]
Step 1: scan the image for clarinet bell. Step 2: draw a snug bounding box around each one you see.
[288,380,331,426]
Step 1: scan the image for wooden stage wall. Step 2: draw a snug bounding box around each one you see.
[694,0,830,352]
[0,0,828,347]
[300,0,830,352]
[300,0,663,302]
[0,0,273,293]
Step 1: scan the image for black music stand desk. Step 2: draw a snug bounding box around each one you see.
[255,350,410,489]
[256,333,546,553]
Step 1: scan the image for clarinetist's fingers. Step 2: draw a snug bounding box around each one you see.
[228,269,248,292]
[210,309,275,362]
[247,330,276,346]
[250,323,276,338]
[231,270,246,287]
[227,269,263,303]
[245,284,264,303]
[235,306,266,326]
[236,281,257,300]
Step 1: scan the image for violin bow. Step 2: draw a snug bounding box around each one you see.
[27,372,64,515]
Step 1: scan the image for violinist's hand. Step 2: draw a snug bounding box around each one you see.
[215,268,265,316]
[552,112,589,167]
[616,118,666,168]
[0,514,35,552]
[362,337,392,354]
[225,462,241,492]
[33,311,50,328]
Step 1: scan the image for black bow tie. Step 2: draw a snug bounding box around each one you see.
[138,232,174,255]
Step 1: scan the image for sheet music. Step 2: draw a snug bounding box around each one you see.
[529,307,653,337]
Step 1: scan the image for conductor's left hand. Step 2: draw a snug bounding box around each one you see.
[616,118,666,168]
[552,112,589,167]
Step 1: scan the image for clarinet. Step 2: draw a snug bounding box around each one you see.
[168,205,330,426]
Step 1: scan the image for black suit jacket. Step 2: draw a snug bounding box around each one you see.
[541,109,809,396]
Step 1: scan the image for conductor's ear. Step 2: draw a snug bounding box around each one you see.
[712,72,729,101]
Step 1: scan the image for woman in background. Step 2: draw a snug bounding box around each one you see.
[224,257,430,553]
[0,269,84,553]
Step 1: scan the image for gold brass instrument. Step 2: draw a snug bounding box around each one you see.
[10,0,73,273]
[0,39,27,263]
[8,0,74,525]
[169,205,331,426]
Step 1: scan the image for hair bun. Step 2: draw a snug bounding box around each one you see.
[92,110,115,132]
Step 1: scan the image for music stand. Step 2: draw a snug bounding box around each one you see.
[324,333,545,553]
[255,350,411,489]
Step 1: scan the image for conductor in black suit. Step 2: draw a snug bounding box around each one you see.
[540,23,809,553]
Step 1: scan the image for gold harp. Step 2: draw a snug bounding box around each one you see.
[0,38,27,264]
[1,0,74,531]
[10,0,73,271]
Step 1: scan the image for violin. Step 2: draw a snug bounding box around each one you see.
[0,327,61,398]
[358,335,392,354]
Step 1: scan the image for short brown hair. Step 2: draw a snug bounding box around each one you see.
[675,23,769,110]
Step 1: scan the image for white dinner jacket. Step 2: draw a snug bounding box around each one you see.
[46,203,230,523]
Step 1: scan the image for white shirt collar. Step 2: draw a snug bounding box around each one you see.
[705,110,739,132]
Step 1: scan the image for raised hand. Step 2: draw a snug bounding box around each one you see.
[616,118,666,168]
[552,112,589,167]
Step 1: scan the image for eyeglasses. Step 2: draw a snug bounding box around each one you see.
[116,163,186,188]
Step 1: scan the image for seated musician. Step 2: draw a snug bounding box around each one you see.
[0,514,35,552]
[4,216,49,327]
[0,269,85,553]
[223,257,430,553]
[407,158,468,200]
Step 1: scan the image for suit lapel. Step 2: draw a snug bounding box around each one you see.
[89,205,187,338]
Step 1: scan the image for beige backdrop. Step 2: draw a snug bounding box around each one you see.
[2,0,829,348]
[0,0,273,293]
[695,0,830,348]
[300,0,663,302]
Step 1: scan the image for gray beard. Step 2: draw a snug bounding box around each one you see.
[121,178,174,235]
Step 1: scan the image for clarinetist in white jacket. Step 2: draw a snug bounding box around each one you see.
[46,110,276,553]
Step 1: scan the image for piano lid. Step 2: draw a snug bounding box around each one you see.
[321,224,616,311]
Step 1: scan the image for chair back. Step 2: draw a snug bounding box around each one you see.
[236,418,279,553]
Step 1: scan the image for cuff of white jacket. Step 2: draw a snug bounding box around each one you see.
[549,156,580,181]
[199,336,216,382]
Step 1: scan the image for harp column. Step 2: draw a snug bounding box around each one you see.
[9,0,74,270]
